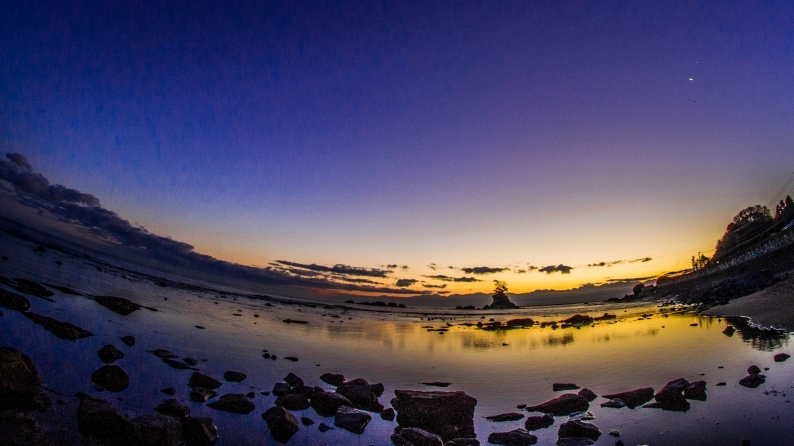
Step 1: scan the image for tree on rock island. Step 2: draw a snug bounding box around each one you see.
[485,280,518,310]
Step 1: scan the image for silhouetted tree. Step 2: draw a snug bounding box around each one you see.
[713,205,773,260]
[691,253,709,270]
[493,280,508,297]
[632,283,645,296]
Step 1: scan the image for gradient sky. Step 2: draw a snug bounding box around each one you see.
[2,0,793,294]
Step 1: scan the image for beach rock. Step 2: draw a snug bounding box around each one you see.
[182,417,218,446]
[654,378,689,404]
[184,358,199,366]
[343,378,385,396]
[422,381,452,387]
[739,374,766,388]
[275,394,311,411]
[722,326,736,336]
[98,345,125,364]
[684,381,707,401]
[747,365,761,375]
[188,372,222,390]
[391,427,443,446]
[600,398,626,408]
[602,387,654,409]
[320,372,345,386]
[525,393,589,416]
[506,318,535,327]
[0,411,45,445]
[562,315,593,325]
[223,371,246,382]
[272,382,290,396]
[555,438,594,446]
[0,288,31,311]
[10,278,54,298]
[311,392,353,417]
[91,365,130,392]
[301,416,314,426]
[155,399,190,420]
[94,295,141,316]
[391,390,477,441]
[131,414,183,446]
[161,358,192,369]
[283,372,303,387]
[487,428,537,445]
[774,353,790,362]
[334,405,371,434]
[152,349,177,359]
[190,387,218,403]
[290,385,318,397]
[336,383,383,412]
[21,312,93,340]
[446,439,482,446]
[524,414,554,431]
[120,336,136,346]
[558,420,601,441]
[318,422,332,432]
[262,406,299,443]
[77,395,134,444]
[0,347,51,412]
[486,412,525,422]
[577,388,597,402]
[207,394,256,414]
[381,407,395,420]
[553,383,580,391]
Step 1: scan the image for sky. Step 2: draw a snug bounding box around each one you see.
[1,0,793,296]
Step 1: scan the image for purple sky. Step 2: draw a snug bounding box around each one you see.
[2,1,793,293]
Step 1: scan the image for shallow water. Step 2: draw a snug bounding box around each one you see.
[1,231,793,445]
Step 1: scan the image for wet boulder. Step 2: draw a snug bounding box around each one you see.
[311,392,352,417]
[182,417,218,446]
[0,288,30,311]
[553,383,579,391]
[602,387,654,409]
[207,394,255,414]
[188,372,222,390]
[190,387,218,403]
[684,381,707,401]
[558,420,601,441]
[320,372,345,387]
[77,395,134,445]
[94,295,141,316]
[600,398,625,409]
[283,372,303,387]
[525,393,589,416]
[10,278,54,298]
[487,428,537,445]
[21,312,93,341]
[524,414,554,431]
[391,390,477,441]
[131,414,183,446]
[577,388,597,402]
[334,406,371,434]
[272,383,290,396]
[91,365,130,392]
[336,383,383,412]
[774,353,790,362]
[739,373,766,388]
[223,371,246,382]
[654,378,689,405]
[97,345,125,364]
[486,413,525,422]
[120,336,136,347]
[747,365,761,375]
[274,394,311,411]
[0,347,51,411]
[391,427,443,446]
[155,399,190,420]
[381,407,396,421]
[262,406,299,443]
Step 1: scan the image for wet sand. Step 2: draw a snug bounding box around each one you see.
[702,274,794,330]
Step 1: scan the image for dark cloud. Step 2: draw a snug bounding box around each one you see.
[631,257,653,263]
[460,266,508,275]
[334,276,383,285]
[422,275,481,282]
[538,264,573,274]
[515,269,527,273]
[1,153,100,207]
[427,263,438,270]
[422,283,447,289]
[401,265,409,270]
[395,278,418,287]
[276,260,391,278]
[386,264,398,269]
[588,257,652,267]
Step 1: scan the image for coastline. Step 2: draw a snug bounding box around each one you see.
[701,273,794,331]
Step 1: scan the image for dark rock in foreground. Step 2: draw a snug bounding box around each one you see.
[182,417,218,446]
[284,372,303,387]
[381,407,395,420]
[91,365,130,392]
[487,428,537,445]
[524,414,554,431]
[77,395,134,445]
[774,353,790,362]
[739,373,766,388]
[392,427,443,446]
[336,381,385,412]
[577,388,597,402]
[722,325,736,336]
[131,413,183,446]
[0,288,31,311]
[272,382,290,396]
[301,416,314,426]
[311,391,353,417]
[654,378,689,406]
[602,387,654,409]
[263,406,299,443]
[189,372,222,390]
[94,295,142,316]
[558,420,601,441]
[223,371,246,382]
[320,372,345,386]
[120,335,136,347]
[207,394,256,414]
[684,381,707,401]
[190,387,218,403]
[600,398,625,409]
[0,346,51,411]
[486,412,525,422]
[0,411,45,445]
[98,344,125,363]
[553,383,580,391]
[21,312,93,340]
[391,390,477,441]
[155,399,190,420]
[334,405,371,434]
[525,393,589,416]
[11,278,54,298]
[275,394,310,411]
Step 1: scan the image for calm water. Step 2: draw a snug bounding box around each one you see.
[1,232,793,445]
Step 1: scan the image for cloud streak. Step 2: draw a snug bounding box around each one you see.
[276,260,391,278]
[422,275,481,282]
[538,264,573,274]
[460,266,508,275]
[395,278,418,287]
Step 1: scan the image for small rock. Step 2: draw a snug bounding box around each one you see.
[722,326,736,336]
[486,412,525,422]
[77,395,134,444]
[739,374,766,388]
[184,358,199,366]
[524,414,554,431]
[525,393,589,416]
[275,393,311,411]
[301,416,314,426]
[558,420,601,441]
[320,373,345,386]
[120,336,136,346]
[487,428,538,445]
[334,406,371,434]
[608,429,620,437]
[131,413,183,446]
[600,398,626,409]
[318,422,333,432]
[774,353,790,363]
[21,312,93,340]
[160,387,176,395]
[553,383,580,391]
[155,399,190,420]
[94,295,141,316]
[602,387,654,409]
[207,393,256,414]
[161,358,191,370]
[684,381,707,401]
[392,427,444,446]
[747,365,761,375]
[182,417,218,446]
[97,345,124,363]
[263,406,300,443]
[381,407,395,420]
[422,382,452,387]
[91,365,129,392]
[0,288,31,311]
[284,372,304,387]
[190,387,218,403]
[577,388,597,402]
[223,371,246,382]
[311,392,353,417]
[272,382,290,396]
[188,372,222,390]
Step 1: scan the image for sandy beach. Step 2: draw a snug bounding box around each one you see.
[702,274,794,330]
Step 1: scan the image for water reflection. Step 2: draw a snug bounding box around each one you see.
[723,316,790,351]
